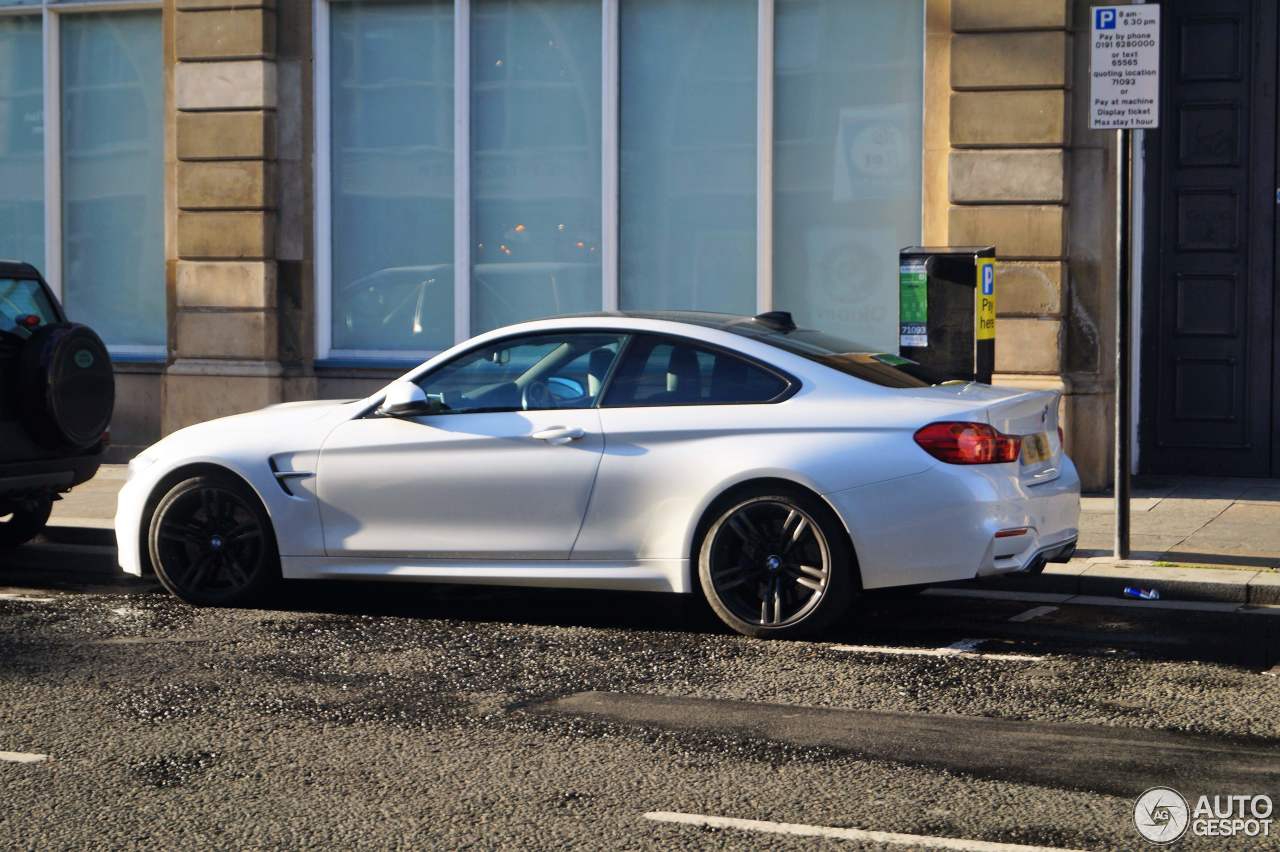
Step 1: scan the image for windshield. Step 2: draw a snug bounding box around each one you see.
[729,326,955,389]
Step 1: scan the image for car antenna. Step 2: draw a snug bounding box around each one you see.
[753,310,796,332]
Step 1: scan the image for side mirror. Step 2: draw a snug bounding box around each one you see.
[377,380,435,418]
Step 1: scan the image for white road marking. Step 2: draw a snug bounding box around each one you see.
[644,811,1087,852]
[1009,605,1058,623]
[830,643,968,658]
[0,751,48,764]
[830,638,1043,662]
[0,592,57,603]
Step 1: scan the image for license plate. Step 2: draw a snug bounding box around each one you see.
[1022,432,1052,465]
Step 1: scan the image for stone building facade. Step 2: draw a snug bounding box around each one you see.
[20,0,1263,492]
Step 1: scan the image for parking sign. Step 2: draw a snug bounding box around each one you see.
[1090,5,1160,129]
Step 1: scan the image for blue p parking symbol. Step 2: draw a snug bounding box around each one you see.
[1095,7,1116,30]
[982,265,994,296]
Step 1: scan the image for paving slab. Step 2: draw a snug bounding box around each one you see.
[50,464,124,526]
[1080,496,1163,513]
[1073,533,1183,559]
[1165,482,1252,500]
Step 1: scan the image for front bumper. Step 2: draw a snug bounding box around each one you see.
[114,470,147,576]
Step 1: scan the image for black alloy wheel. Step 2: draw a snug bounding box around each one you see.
[698,488,855,638]
[148,474,278,606]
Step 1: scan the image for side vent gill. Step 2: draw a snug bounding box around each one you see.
[268,456,312,497]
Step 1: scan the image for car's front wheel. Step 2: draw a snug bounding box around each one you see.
[147,473,279,606]
[0,495,53,548]
[697,486,856,638]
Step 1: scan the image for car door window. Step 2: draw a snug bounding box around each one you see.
[414,332,626,414]
[601,334,790,407]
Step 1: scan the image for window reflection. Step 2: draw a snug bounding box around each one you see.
[0,16,42,267]
[61,11,164,350]
[471,0,602,334]
[619,0,757,315]
[773,0,924,352]
[331,0,454,352]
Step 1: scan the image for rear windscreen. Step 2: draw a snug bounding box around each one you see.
[729,326,954,389]
[0,278,57,335]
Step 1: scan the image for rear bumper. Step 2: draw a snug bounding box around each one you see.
[825,456,1081,590]
[0,451,102,498]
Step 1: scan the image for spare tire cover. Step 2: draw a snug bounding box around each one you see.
[19,323,114,450]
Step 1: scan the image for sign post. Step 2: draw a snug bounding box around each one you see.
[1090,4,1160,560]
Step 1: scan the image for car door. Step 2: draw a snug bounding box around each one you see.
[571,333,795,562]
[317,331,626,560]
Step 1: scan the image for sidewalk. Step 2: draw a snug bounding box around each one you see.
[38,467,1280,605]
[1075,476,1280,568]
[48,463,125,532]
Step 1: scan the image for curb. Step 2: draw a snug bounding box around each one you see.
[953,558,1280,606]
[3,526,120,577]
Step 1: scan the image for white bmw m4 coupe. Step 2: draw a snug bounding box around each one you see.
[116,311,1080,638]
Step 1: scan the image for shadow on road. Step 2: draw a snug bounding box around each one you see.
[4,546,1275,668]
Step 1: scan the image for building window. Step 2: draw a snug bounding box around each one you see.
[0,17,43,266]
[619,0,757,315]
[773,0,923,352]
[317,0,924,362]
[329,0,454,355]
[61,11,164,353]
[471,0,602,335]
[0,1,163,358]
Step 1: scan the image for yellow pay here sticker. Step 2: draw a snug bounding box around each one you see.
[976,258,995,341]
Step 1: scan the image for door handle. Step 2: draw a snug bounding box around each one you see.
[531,425,586,445]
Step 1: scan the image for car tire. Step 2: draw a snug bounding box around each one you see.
[147,473,280,607]
[0,495,53,548]
[697,485,856,639]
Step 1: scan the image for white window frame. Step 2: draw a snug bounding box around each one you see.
[0,0,165,360]
[313,0,925,365]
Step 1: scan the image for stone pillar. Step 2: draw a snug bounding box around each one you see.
[164,0,283,433]
[922,0,953,246]
[944,0,1111,488]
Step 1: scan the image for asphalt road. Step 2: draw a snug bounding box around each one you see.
[1,546,1278,850]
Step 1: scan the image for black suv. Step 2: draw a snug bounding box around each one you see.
[0,262,115,547]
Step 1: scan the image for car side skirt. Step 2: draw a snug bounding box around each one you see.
[281,557,690,594]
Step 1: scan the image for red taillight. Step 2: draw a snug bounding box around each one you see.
[18,314,40,329]
[914,421,1022,465]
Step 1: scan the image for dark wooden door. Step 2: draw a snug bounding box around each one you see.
[1140,0,1278,476]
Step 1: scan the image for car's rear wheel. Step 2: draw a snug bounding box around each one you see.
[697,487,855,638]
[0,495,53,548]
[148,473,279,606]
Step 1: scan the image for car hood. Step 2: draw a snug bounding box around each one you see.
[138,399,360,463]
